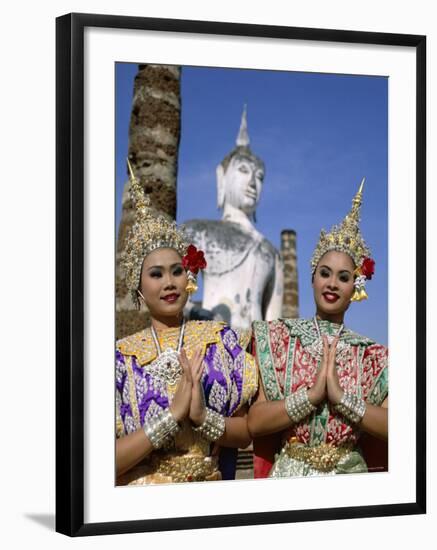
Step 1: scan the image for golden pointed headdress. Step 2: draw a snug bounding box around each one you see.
[311,178,374,301]
[122,160,191,306]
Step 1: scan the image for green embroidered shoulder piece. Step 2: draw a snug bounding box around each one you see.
[281,318,375,347]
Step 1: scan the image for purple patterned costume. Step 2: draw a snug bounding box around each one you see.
[116,321,257,484]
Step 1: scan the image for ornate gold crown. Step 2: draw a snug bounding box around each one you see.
[122,160,189,306]
[311,178,371,274]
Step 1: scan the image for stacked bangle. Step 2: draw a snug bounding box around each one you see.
[192,408,226,442]
[143,408,181,449]
[284,387,316,424]
[335,391,366,424]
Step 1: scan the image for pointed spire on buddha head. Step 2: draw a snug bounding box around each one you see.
[236,104,250,147]
[217,105,265,219]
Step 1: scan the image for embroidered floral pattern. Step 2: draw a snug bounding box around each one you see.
[116,321,258,439]
[326,413,357,446]
[208,380,228,413]
[268,321,290,396]
[295,423,311,444]
[253,319,388,448]
[361,344,388,401]
[335,346,360,394]
[142,400,165,425]
[291,340,318,392]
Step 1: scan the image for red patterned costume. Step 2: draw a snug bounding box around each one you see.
[252,318,388,477]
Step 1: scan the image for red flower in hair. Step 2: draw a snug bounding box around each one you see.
[361,257,375,280]
[182,244,207,275]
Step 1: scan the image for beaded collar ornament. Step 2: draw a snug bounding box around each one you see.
[310,178,375,302]
[145,319,186,386]
[122,160,206,305]
[305,316,350,363]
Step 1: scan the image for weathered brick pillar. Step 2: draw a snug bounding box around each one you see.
[281,229,299,319]
[116,64,181,340]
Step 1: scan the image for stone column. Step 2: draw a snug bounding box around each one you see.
[116,64,181,340]
[281,229,299,319]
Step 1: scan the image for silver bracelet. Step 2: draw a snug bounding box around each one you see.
[192,408,226,442]
[335,391,367,424]
[143,408,181,449]
[284,387,316,424]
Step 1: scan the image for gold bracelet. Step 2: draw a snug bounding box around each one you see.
[192,408,226,442]
[335,391,366,424]
[143,408,180,449]
[284,387,316,423]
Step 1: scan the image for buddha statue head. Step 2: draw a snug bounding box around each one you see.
[217,106,265,220]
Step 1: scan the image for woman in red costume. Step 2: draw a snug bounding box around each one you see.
[248,179,388,478]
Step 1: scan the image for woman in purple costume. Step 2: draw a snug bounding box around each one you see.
[115,163,257,485]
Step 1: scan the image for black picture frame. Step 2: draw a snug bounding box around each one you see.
[56,12,426,537]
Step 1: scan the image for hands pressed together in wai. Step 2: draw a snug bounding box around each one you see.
[307,336,345,407]
[169,348,208,426]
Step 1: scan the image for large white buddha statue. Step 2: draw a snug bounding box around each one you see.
[183,107,284,329]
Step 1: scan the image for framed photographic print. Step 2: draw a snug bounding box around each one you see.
[56,12,426,536]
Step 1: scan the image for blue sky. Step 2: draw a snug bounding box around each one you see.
[116,64,388,345]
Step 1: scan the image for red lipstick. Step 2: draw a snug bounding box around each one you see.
[161,293,179,303]
[322,292,339,303]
